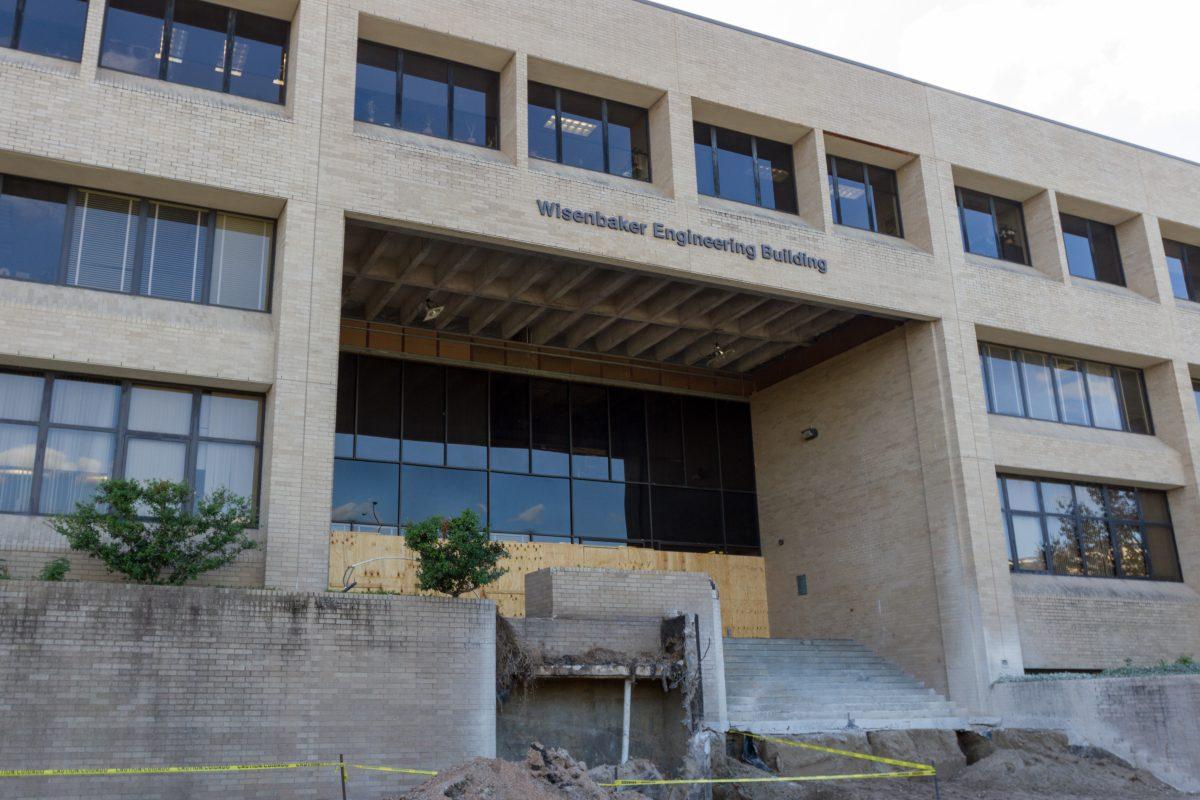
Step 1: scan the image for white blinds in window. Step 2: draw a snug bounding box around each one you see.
[142,202,208,302]
[68,191,137,293]
[210,213,270,311]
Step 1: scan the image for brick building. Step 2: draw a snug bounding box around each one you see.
[2,0,1199,720]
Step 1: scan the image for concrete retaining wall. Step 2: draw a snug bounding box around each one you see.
[0,581,495,800]
[991,675,1200,791]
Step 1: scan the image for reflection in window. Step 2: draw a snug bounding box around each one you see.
[527,82,650,181]
[1,0,88,60]
[1061,214,1124,286]
[100,0,288,103]
[0,174,273,310]
[693,122,797,213]
[979,343,1150,434]
[1165,239,1200,303]
[0,176,68,284]
[827,155,902,237]
[955,187,1030,265]
[353,41,499,149]
[998,474,1180,580]
[329,356,760,553]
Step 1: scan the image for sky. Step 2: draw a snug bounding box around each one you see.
[652,0,1200,164]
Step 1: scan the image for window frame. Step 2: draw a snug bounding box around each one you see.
[979,342,1153,435]
[827,154,903,238]
[1165,238,1200,303]
[98,0,289,105]
[331,355,760,554]
[955,186,1032,266]
[694,122,798,215]
[0,368,264,517]
[0,173,276,312]
[2,0,88,61]
[998,474,1181,582]
[353,40,500,150]
[1060,213,1126,286]
[526,81,651,182]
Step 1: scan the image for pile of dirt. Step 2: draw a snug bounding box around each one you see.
[711,729,1193,800]
[392,743,655,800]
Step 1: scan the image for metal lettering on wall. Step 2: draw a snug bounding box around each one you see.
[535,200,828,274]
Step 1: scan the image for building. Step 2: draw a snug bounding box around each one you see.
[2,0,1199,723]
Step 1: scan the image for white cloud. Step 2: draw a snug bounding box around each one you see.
[655,0,1200,162]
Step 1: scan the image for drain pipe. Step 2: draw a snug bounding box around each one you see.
[620,678,632,764]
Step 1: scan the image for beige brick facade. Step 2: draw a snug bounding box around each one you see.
[2,0,1199,713]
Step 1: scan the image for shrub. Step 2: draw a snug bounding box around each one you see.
[403,508,507,598]
[50,479,257,585]
[38,557,71,582]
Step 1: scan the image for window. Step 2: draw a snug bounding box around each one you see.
[1165,239,1200,303]
[979,343,1151,434]
[693,122,797,214]
[827,155,902,237]
[1,0,88,60]
[998,475,1181,581]
[353,40,499,149]
[527,82,650,182]
[330,355,760,554]
[0,174,274,310]
[1061,214,1124,286]
[956,187,1030,265]
[0,368,262,516]
[99,0,288,104]
[1194,381,1199,422]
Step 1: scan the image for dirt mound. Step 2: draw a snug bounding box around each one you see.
[393,743,654,800]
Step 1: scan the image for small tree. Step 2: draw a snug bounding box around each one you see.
[404,508,507,597]
[37,557,71,582]
[51,479,257,585]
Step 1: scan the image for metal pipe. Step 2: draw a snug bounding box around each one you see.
[621,679,632,764]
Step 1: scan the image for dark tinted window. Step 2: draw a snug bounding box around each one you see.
[529,83,649,181]
[400,51,448,138]
[828,156,901,237]
[723,491,759,553]
[1062,214,1124,285]
[571,383,609,480]
[0,176,68,284]
[402,361,444,465]
[609,387,646,482]
[401,464,485,525]
[717,401,755,491]
[531,379,569,476]
[490,372,529,472]
[356,356,400,461]
[652,486,723,550]
[446,367,487,468]
[1165,239,1200,302]
[355,40,398,127]
[451,62,498,147]
[101,0,288,103]
[957,188,1030,265]
[999,475,1180,580]
[646,392,684,485]
[573,480,649,543]
[333,458,398,527]
[693,123,796,213]
[490,473,570,538]
[335,353,356,458]
[681,396,719,489]
[5,0,88,60]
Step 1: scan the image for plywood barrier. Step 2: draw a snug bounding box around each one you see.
[328,532,769,637]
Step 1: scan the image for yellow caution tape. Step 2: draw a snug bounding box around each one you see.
[344,764,440,776]
[0,761,438,779]
[604,729,936,787]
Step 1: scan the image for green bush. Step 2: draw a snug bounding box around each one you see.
[403,508,507,598]
[38,557,71,582]
[50,479,257,585]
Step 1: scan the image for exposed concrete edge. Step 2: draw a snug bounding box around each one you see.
[990,675,1200,792]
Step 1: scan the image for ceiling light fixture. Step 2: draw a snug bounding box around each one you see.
[706,337,736,367]
[422,296,445,322]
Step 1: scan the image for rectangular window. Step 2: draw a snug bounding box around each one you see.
[0,368,262,516]
[980,343,1151,434]
[998,474,1181,581]
[100,0,288,104]
[1165,239,1200,303]
[329,356,760,554]
[956,187,1030,265]
[2,0,88,60]
[1061,214,1124,286]
[353,41,499,149]
[827,155,902,237]
[526,82,650,181]
[0,174,274,311]
[693,122,797,214]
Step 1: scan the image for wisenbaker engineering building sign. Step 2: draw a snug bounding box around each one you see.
[535,199,829,273]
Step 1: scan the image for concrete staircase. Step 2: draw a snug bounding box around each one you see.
[723,637,969,733]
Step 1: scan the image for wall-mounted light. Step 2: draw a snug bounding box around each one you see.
[801,427,819,442]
